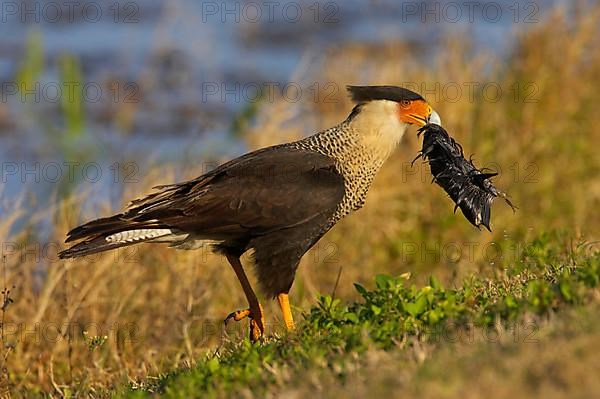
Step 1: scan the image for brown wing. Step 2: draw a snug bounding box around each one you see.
[70,146,343,240]
[131,146,344,239]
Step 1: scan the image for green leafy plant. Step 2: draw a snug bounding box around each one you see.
[116,234,600,398]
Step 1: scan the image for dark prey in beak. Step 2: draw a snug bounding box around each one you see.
[414,123,516,231]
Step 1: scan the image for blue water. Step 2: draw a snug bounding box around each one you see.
[0,0,557,208]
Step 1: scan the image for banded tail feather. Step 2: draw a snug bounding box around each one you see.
[59,214,175,259]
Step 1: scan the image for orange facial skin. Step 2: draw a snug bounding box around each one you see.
[397,99,432,126]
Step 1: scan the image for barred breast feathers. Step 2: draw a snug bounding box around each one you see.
[291,99,410,222]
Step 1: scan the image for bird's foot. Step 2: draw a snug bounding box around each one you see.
[224,304,265,342]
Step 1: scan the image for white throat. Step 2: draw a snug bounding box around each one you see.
[348,100,410,161]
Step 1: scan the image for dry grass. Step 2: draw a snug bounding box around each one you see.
[1,3,599,395]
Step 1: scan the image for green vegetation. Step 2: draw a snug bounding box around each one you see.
[15,31,87,142]
[58,53,86,140]
[2,3,599,396]
[15,31,44,91]
[117,233,599,397]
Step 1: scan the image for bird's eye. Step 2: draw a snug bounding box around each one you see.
[400,100,411,108]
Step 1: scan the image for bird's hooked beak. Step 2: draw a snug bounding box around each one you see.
[398,99,441,127]
[428,109,442,126]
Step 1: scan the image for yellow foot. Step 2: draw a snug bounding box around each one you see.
[277,293,295,331]
[224,305,265,342]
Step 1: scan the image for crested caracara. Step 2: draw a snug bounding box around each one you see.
[60,85,511,341]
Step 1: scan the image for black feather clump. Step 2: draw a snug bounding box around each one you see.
[414,123,516,231]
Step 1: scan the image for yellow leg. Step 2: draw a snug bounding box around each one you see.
[224,254,265,342]
[277,293,295,331]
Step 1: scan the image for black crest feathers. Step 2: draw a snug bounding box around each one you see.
[347,85,424,103]
[414,123,516,231]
